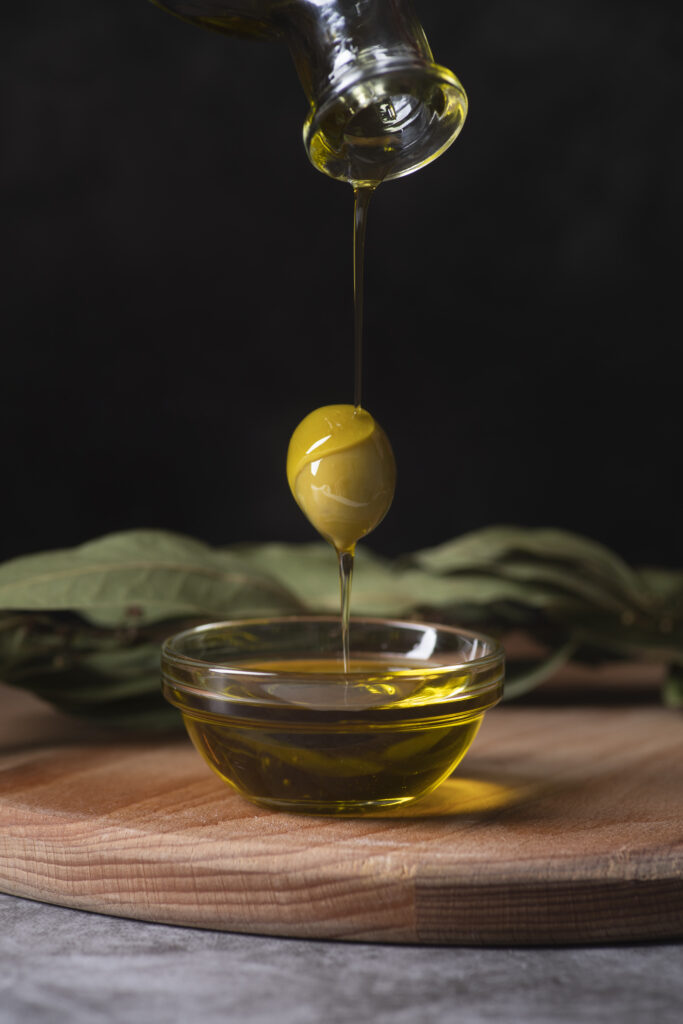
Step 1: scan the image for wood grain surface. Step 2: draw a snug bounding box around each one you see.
[1,681,681,945]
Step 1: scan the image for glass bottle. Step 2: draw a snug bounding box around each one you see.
[150,0,468,185]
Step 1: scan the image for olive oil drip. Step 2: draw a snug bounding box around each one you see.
[353,186,374,410]
[338,185,375,672]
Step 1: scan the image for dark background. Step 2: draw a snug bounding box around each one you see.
[1,0,681,566]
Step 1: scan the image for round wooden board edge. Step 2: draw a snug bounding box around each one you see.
[2,865,682,947]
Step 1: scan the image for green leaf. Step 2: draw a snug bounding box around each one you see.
[0,530,305,627]
[229,543,596,619]
[502,641,577,700]
[662,665,683,709]
[1,526,682,727]
[409,526,651,613]
[10,646,162,704]
[570,621,683,662]
[227,541,346,612]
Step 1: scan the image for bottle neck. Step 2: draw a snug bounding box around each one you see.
[275,0,467,186]
[273,0,434,103]
[152,0,467,185]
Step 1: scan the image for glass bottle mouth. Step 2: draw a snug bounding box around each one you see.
[303,59,468,186]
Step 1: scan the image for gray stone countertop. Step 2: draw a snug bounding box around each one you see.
[1,893,681,1024]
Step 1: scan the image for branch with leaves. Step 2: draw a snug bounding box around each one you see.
[0,527,681,728]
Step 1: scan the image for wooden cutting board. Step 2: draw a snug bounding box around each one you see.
[1,680,681,945]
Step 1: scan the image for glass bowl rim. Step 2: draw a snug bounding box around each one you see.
[161,615,504,694]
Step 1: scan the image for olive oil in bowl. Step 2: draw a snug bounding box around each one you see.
[161,617,504,815]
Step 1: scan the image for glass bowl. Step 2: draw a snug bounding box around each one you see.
[161,616,504,816]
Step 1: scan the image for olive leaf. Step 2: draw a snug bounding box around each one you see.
[232,543,591,619]
[409,524,636,580]
[502,642,578,701]
[1,526,681,729]
[0,530,305,628]
[408,525,652,614]
[662,665,683,709]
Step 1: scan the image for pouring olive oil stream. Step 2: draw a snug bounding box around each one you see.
[287,185,395,671]
[151,0,468,671]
